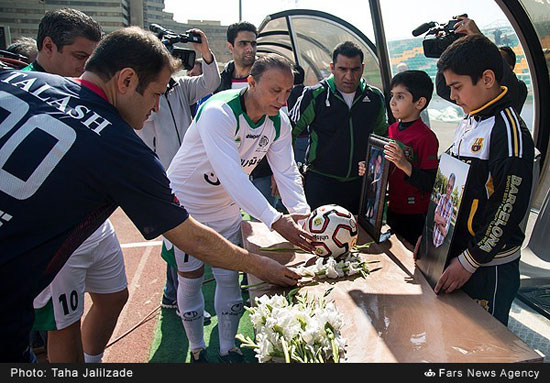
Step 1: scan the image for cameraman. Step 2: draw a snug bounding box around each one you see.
[137,28,220,169]
[136,28,220,313]
[435,16,525,114]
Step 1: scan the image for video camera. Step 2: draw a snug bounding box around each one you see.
[149,23,202,70]
[412,14,467,58]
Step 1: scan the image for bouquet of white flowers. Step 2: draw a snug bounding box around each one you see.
[236,292,346,363]
[295,253,379,280]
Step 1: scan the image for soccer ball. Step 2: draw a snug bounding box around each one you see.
[304,204,358,258]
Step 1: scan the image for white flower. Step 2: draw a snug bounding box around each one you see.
[239,293,346,363]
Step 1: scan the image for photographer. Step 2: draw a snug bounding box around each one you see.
[435,16,525,114]
[136,28,220,313]
[137,28,220,170]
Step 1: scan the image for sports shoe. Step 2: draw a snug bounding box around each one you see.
[190,348,209,363]
[160,295,177,309]
[203,310,212,325]
[218,347,245,363]
[176,308,212,325]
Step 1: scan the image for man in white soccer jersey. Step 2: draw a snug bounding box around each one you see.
[166,54,313,363]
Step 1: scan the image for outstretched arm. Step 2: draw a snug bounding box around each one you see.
[164,216,300,286]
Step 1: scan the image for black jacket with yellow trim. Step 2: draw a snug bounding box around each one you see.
[447,87,535,272]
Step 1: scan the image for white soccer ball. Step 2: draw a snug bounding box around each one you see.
[304,204,358,258]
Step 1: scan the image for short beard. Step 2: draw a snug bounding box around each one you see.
[239,56,255,68]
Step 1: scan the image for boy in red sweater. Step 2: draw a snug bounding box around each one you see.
[360,70,439,245]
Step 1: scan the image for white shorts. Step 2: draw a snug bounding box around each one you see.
[169,215,243,272]
[33,224,127,331]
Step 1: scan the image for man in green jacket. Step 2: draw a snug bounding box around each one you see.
[289,41,387,214]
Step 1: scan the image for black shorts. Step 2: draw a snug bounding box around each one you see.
[387,210,426,246]
[461,258,520,326]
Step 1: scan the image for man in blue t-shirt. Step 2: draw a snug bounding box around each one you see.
[0,26,301,362]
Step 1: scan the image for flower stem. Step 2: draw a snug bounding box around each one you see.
[240,281,267,290]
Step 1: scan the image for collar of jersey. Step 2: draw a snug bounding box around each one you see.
[28,60,46,72]
[239,87,266,128]
[326,75,367,98]
[469,86,508,117]
[71,78,109,101]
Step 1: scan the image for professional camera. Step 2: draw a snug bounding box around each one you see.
[412,14,467,58]
[149,23,202,70]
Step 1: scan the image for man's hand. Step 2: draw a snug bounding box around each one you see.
[187,28,213,64]
[384,141,412,176]
[413,235,422,261]
[272,213,315,252]
[454,16,482,36]
[358,160,366,177]
[434,212,445,226]
[253,255,301,287]
[434,256,473,294]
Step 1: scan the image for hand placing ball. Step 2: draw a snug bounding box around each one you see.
[303,204,358,258]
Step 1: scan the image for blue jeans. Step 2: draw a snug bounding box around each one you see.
[251,175,278,208]
[163,264,179,301]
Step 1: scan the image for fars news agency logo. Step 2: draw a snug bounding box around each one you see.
[424,369,436,378]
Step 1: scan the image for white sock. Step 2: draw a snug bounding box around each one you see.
[84,352,103,363]
[212,268,243,355]
[177,274,205,351]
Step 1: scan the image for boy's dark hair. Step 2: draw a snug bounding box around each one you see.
[292,65,305,85]
[227,21,257,45]
[250,53,292,81]
[37,8,102,51]
[499,46,516,69]
[332,41,364,64]
[437,34,503,85]
[85,27,178,95]
[390,70,433,110]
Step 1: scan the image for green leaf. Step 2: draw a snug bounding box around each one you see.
[323,286,334,298]
[286,287,301,303]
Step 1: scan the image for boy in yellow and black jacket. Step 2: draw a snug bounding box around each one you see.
[435,34,534,325]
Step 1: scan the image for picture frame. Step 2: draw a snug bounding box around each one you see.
[358,134,391,242]
[416,153,471,289]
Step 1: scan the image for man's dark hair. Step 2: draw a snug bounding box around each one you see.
[499,46,516,69]
[226,21,257,45]
[437,34,503,85]
[7,37,38,62]
[85,27,178,94]
[332,41,364,63]
[36,8,102,51]
[250,53,292,81]
[448,173,456,187]
[390,70,434,110]
[292,65,305,85]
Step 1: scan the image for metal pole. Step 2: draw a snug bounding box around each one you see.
[239,0,242,21]
[368,0,395,124]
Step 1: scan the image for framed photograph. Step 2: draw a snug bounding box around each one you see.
[417,153,470,289]
[358,134,391,242]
